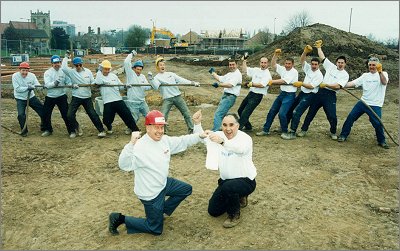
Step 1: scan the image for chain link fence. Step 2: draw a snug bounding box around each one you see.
[1,39,265,59]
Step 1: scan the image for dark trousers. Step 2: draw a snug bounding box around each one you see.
[287,91,316,132]
[43,94,74,134]
[16,97,45,133]
[67,96,104,133]
[301,88,338,134]
[237,91,263,130]
[262,91,296,133]
[339,101,385,144]
[208,177,256,217]
[124,177,192,235]
[103,100,139,131]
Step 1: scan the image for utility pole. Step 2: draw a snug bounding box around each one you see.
[348,8,353,32]
[274,17,277,40]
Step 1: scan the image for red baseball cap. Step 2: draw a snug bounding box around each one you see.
[19,62,30,69]
[145,110,168,125]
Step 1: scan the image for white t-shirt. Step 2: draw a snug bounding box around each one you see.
[217,69,242,96]
[276,64,298,92]
[353,71,389,107]
[247,67,272,95]
[194,124,257,180]
[302,62,323,94]
[322,58,349,92]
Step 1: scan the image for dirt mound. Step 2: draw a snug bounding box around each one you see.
[248,23,399,82]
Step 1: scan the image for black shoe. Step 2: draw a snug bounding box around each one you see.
[378,142,390,149]
[109,212,123,235]
[240,196,248,208]
[20,130,28,137]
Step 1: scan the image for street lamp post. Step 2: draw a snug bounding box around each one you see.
[274,17,277,40]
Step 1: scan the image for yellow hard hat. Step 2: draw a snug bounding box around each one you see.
[155,57,164,70]
[100,60,112,69]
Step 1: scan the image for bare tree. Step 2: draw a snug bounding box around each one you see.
[284,10,313,33]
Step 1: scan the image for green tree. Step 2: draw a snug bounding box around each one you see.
[3,27,23,51]
[125,25,150,47]
[50,27,70,49]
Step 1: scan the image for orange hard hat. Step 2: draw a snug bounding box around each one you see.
[19,62,30,69]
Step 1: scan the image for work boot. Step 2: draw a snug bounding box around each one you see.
[330,133,338,140]
[256,130,270,136]
[109,212,124,235]
[378,142,390,149]
[240,196,248,208]
[98,131,106,138]
[20,130,28,137]
[296,130,307,137]
[69,132,76,139]
[41,130,52,137]
[281,132,295,140]
[223,213,241,228]
[106,130,113,135]
[76,126,83,136]
[337,136,346,142]
[188,128,193,134]
[125,128,132,135]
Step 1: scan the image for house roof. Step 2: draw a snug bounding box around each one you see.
[201,29,245,39]
[18,29,49,39]
[10,21,37,30]
[0,23,10,35]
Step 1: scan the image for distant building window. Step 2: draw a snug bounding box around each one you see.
[43,18,46,24]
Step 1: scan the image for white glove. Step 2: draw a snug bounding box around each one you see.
[126,83,132,88]
[72,84,79,89]
[54,79,60,86]
[192,81,200,87]
[131,50,137,56]
[147,71,153,81]
[27,84,35,90]
[65,50,71,58]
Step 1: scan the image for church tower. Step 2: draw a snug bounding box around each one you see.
[30,10,51,37]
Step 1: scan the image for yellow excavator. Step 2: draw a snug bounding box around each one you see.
[150,22,188,48]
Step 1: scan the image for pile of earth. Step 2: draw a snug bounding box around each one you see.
[247,23,399,82]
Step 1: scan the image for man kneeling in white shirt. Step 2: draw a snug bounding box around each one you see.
[193,110,257,228]
[109,110,208,236]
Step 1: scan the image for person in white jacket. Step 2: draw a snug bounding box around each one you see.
[124,50,152,125]
[95,60,139,134]
[193,110,257,228]
[148,57,200,134]
[61,52,106,138]
[108,110,208,236]
[42,55,73,137]
[12,62,45,137]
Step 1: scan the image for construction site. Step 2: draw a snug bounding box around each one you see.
[1,23,399,249]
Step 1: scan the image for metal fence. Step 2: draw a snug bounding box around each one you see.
[1,39,265,58]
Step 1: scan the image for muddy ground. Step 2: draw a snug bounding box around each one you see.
[1,58,399,250]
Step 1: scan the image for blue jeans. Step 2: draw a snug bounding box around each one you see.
[213,93,237,131]
[262,91,295,133]
[126,100,150,123]
[161,95,193,132]
[288,91,315,132]
[208,177,256,217]
[339,101,385,144]
[16,96,45,134]
[124,177,192,235]
[237,91,263,130]
[301,88,337,134]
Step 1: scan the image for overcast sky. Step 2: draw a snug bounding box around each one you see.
[1,1,399,41]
